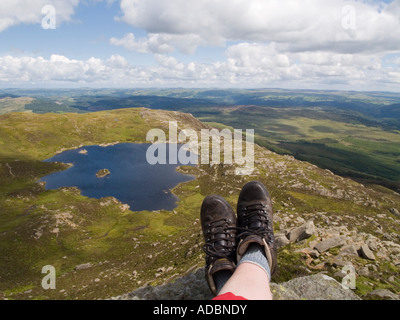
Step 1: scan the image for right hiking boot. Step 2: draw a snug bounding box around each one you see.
[236,181,277,277]
[201,195,237,295]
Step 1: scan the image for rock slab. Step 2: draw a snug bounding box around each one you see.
[111,268,361,301]
[314,236,346,253]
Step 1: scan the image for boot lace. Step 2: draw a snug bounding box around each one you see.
[202,218,236,260]
[236,203,275,244]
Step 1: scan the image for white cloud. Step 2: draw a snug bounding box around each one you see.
[0,47,397,91]
[1,0,399,90]
[110,32,204,54]
[0,0,80,31]
[117,0,400,54]
[0,54,134,84]
[110,33,174,54]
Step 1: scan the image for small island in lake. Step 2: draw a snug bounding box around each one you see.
[96,169,111,178]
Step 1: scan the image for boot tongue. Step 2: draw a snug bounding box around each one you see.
[210,258,235,275]
[214,234,228,251]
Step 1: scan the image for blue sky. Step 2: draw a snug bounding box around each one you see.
[0,0,400,90]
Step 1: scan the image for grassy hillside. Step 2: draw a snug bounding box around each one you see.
[0,108,400,300]
[3,88,399,192]
[194,105,400,192]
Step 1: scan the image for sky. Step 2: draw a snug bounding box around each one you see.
[0,0,400,91]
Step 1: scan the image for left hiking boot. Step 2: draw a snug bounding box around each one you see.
[236,181,277,277]
[201,195,237,295]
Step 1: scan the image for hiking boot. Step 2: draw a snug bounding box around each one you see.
[201,195,237,295]
[236,181,277,277]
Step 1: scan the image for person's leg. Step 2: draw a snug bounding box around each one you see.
[202,181,277,300]
[217,180,277,300]
[218,262,272,300]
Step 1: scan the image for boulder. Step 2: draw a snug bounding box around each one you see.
[339,244,359,257]
[363,289,400,300]
[272,274,361,300]
[360,244,376,260]
[389,208,400,218]
[111,268,361,300]
[275,233,290,248]
[287,221,316,243]
[314,236,346,253]
[113,268,213,300]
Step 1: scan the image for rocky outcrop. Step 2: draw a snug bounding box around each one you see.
[112,268,213,300]
[111,268,361,300]
[96,169,110,178]
[363,289,400,300]
[271,274,361,300]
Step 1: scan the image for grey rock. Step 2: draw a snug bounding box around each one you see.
[339,244,359,257]
[111,268,361,300]
[280,274,361,300]
[364,289,400,300]
[115,268,213,300]
[360,244,376,260]
[75,263,93,271]
[314,236,346,253]
[332,258,353,268]
[275,233,290,248]
[287,221,316,243]
[366,238,378,252]
[389,208,400,218]
[333,270,347,280]
[310,250,320,259]
[358,266,370,277]
[270,283,300,300]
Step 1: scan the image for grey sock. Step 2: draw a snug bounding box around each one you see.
[213,270,233,294]
[238,243,271,281]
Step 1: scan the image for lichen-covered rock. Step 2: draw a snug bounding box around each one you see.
[279,274,361,300]
[363,289,400,300]
[111,269,361,300]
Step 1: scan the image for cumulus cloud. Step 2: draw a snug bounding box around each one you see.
[110,32,204,54]
[0,0,80,31]
[0,54,135,85]
[0,0,399,90]
[0,46,396,90]
[117,0,400,54]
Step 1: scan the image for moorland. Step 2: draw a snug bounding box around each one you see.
[0,89,400,300]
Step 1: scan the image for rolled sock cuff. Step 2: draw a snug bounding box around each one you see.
[238,243,271,281]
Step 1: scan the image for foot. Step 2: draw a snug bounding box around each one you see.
[236,181,277,277]
[201,195,237,295]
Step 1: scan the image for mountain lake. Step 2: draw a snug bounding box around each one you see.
[39,143,195,211]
